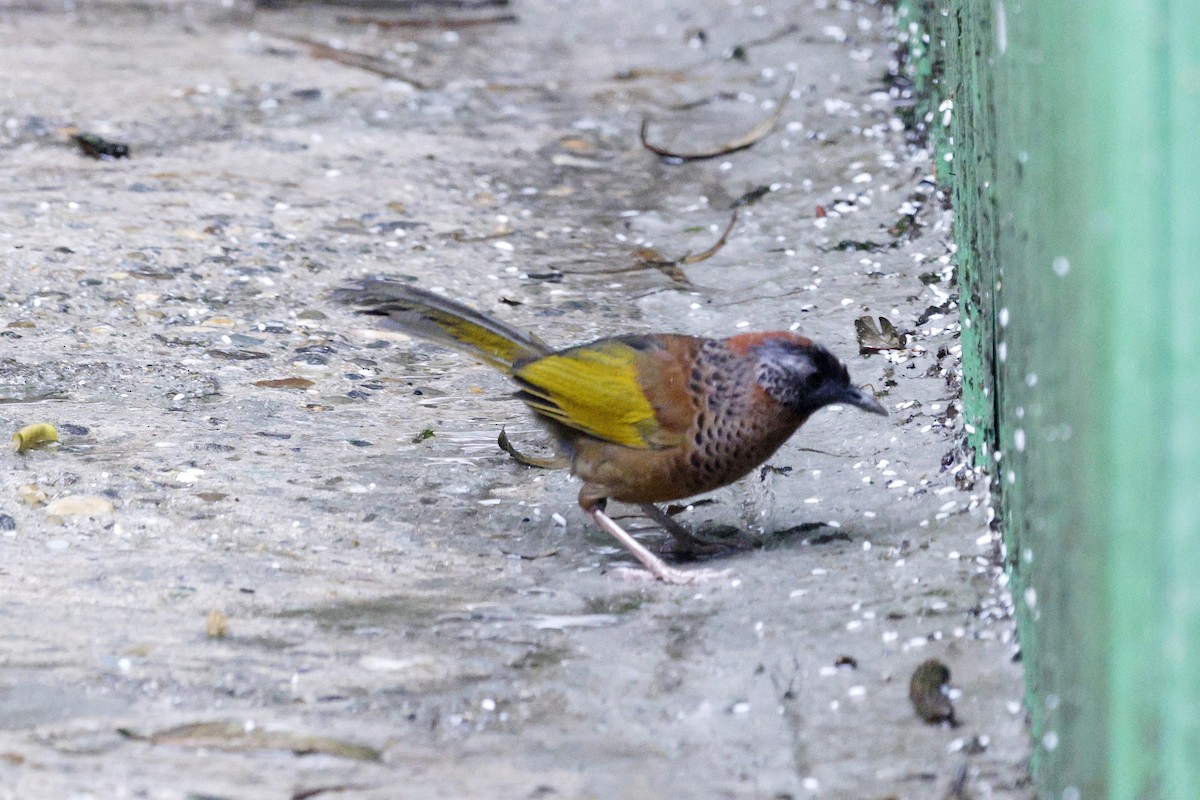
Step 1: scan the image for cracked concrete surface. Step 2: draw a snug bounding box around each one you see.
[0,1,1030,797]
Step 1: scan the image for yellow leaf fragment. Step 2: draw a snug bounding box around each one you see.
[12,423,59,454]
[205,610,230,639]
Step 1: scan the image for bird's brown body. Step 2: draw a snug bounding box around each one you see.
[336,278,886,583]
[565,334,807,507]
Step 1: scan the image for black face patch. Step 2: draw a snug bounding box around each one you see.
[755,340,852,416]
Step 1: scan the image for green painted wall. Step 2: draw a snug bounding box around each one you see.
[900,1,1200,797]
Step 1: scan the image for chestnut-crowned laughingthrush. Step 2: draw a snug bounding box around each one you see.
[336,278,887,584]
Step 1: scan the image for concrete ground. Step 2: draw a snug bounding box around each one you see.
[0,1,1030,797]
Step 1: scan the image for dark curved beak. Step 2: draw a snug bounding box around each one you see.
[841,385,888,416]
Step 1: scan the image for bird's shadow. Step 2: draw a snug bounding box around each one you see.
[660,521,852,563]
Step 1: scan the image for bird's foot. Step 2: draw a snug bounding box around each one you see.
[590,505,734,586]
[638,504,739,556]
[611,565,734,585]
[671,527,743,557]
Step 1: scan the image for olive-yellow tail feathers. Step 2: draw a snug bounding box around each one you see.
[334,278,550,373]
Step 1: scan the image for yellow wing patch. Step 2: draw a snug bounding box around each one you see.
[514,341,679,449]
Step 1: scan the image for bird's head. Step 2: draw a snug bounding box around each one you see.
[734,332,888,418]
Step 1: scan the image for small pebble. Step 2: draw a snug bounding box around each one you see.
[205,610,230,638]
[44,495,114,516]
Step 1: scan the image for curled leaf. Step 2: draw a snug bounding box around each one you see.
[12,423,59,454]
[678,210,738,265]
[854,316,907,353]
[640,73,794,161]
[625,210,739,285]
[909,658,958,726]
[281,33,429,91]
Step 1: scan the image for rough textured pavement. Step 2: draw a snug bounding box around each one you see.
[0,1,1030,797]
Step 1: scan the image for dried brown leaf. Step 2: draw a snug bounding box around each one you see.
[854,316,907,353]
[640,74,794,161]
[126,721,381,761]
[254,377,315,390]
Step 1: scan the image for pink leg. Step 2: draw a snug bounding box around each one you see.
[589,506,731,585]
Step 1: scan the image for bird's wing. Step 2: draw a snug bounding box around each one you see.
[513,336,699,449]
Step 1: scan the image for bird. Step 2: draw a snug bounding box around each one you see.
[334,277,887,584]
